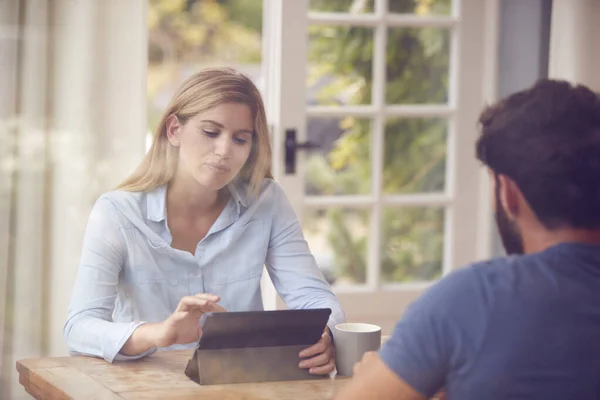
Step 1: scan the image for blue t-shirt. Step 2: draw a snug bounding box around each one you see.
[380,243,600,399]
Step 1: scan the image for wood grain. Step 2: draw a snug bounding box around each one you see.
[17,350,350,399]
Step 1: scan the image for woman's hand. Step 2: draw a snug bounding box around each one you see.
[121,293,226,356]
[298,328,335,375]
[154,293,227,348]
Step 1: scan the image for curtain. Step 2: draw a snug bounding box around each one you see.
[549,0,600,90]
[0,1,147,398]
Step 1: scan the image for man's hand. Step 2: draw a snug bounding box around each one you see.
[333,352,426,400]
[298,329,335,375]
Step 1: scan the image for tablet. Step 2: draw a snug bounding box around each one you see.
[185,308,332,385]
[198,308,332,350]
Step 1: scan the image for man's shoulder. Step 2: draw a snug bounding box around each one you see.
[431,257,511,293]
[466,253,553,289]
[413,257,523,315]
[464,256,518,282]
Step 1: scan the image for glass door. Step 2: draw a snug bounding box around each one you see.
[264,0,489,333]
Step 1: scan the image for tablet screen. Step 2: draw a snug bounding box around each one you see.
[198,308,331,350]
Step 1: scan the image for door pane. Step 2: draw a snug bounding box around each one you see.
[310,0,375,13]
[386,27,450,104]
[388,0,452,15]
[383,118,447,194]
[307,25,374,106]
[305,117,371,195]
[303,208,370,286]
[381,206,444,282]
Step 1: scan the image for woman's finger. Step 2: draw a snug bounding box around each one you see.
[177,296,219,312]
[299,349,332,369]
[194,293,220,302]
[179,297,228,315]
[308,359,335,375]
[299,333,330,358]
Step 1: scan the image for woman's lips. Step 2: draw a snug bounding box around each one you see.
[205,163,230,172]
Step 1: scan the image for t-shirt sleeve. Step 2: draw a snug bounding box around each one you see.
[379,267,489,397]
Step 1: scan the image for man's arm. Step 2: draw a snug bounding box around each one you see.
[333,266,487,400]
[333,352,426,400]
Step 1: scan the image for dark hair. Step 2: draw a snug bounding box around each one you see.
[476,79,600,229]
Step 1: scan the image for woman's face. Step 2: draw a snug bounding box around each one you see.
[168,102,254,191]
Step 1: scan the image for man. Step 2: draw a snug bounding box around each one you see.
[334,79,600,399]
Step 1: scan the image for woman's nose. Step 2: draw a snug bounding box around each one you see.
[214,135,232,158]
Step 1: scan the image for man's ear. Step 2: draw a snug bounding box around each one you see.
[166,114,182,147]
[497,174,521,219]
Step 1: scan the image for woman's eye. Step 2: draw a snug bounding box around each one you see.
[203,130,219,138]
[233,137,248,145]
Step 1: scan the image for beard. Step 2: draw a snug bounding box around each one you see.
[494,186,525,255]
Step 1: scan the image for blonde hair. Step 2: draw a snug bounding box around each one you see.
[117,67,273,196]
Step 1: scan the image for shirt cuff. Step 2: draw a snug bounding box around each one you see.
[103,321,157,363]
[327,309,346,343]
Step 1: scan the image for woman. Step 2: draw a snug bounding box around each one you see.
[63,67,345,375]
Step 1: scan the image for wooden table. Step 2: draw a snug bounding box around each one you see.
[16,350,349,399]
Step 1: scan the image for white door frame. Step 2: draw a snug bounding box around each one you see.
[260,0,310,310]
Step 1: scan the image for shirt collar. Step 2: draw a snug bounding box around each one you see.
[145,182,248,223]
[146,185,168,222]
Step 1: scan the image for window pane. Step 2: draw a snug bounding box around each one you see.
[147,0,263,135]
[383,118,446,194]
[308,25,373,106]
[388,0,452,15]
[310,0,375,13]
[303,208,370,286]
[386,27,450,104]
[305,117,371,195]
[381,207,444,282]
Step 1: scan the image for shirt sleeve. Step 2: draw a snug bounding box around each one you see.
[264,182,346,335]
[63,197,156,363]
[378,267,488,397]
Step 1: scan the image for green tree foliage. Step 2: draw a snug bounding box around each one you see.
[148,0,261,65]
[147,0,262,131]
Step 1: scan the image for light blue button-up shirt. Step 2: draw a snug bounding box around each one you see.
[64,179,345,363]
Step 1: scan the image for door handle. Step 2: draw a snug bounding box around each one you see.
[284,129,320,175]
